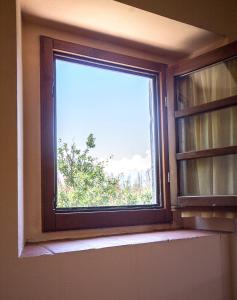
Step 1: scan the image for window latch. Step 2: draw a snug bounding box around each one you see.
[165,96,168,107]
[167,171,170,183]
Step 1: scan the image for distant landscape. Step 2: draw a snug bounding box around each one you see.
[57,134,153,208]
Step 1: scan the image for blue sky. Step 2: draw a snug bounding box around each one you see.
[56,58,152,161]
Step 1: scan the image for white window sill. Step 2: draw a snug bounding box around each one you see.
[21,230,217,258]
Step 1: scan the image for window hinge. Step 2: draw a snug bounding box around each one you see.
[53,194,57,209]
[167,171,170,183]
[52,78,55,98]
[165,96,168,107]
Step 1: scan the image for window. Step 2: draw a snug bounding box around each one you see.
[56,59,156,208]
[167,41,237,209]
[41,36,171,231]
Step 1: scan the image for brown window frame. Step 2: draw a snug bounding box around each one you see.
[167,41,237,210]
[40,36,171,232]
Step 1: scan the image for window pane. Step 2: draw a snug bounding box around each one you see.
[176,56,237,110]
[178,106,237,152]
[56,58,158,208]
[179,154,237,195]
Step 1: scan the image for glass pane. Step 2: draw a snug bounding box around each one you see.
[56,58,158,208]
[176,56,237,110]
[179,154,237,195]
[178,106,237,152]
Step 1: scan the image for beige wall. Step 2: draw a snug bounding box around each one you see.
[116,0,237,40]
[0,0,19,260]
[17,0,24,257]
[0,2,236,300]
[1,232,234,300]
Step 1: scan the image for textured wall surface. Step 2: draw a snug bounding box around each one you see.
[0,2,236,300]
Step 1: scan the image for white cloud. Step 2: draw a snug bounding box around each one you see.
[104,151,151,176]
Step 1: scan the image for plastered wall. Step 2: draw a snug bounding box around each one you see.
[0,232,234,300]
[116,0,237,40]
[0,1,236,300]
[0,0,19,260]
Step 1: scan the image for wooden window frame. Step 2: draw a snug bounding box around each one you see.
[167,41,237,210]
[40,36,171,232]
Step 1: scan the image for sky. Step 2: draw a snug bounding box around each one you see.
[56,58,153,175]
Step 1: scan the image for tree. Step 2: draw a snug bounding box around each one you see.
[57,134,153,208]
[57,134,119,207]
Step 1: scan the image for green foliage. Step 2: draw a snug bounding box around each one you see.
[86,133,95,149]
[57,134,152,208]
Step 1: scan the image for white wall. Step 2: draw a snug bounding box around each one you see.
[0,2,236,300]
[0,234,233,300]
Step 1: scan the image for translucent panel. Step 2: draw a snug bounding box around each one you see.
[178,106,237,152]
[176,56,237,110]
[179,155,237,196]
[56,58,158,208]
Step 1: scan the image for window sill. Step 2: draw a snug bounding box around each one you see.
[21,230,217,258]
